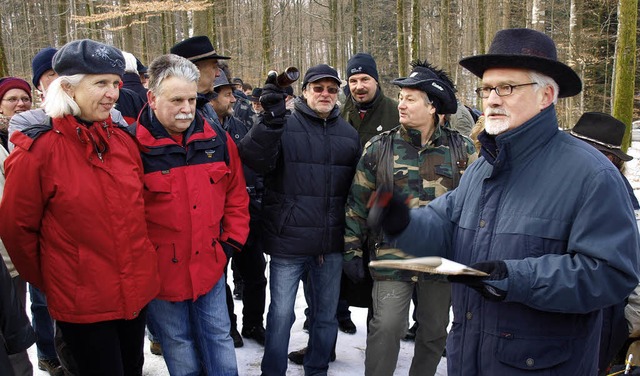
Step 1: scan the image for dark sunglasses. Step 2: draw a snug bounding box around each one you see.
[310,86,339,94]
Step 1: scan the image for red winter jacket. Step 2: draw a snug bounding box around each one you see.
[133,107,249,301]
[0,114,160,324]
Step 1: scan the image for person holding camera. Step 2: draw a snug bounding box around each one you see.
[238,64,361,376]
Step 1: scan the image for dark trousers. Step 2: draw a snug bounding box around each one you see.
[226,225,267,329]
[28,285,58,361]
[57,308,147,376]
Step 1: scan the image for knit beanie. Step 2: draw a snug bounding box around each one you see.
[0,77,32,102]
[346,53,379,82]
[31,47,58,88]
[53,39,125,77]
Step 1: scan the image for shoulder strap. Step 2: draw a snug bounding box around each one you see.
[442,128,468,189]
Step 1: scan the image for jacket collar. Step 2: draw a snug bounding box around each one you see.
[479,105,558,169]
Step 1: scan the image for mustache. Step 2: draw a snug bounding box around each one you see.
[485,108,507,116]
[175,113,194,120]
[354,89,369,94]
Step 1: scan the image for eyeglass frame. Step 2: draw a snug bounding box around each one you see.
[474,82,538,99]
[2,97,32,104]
[309,85,339,95]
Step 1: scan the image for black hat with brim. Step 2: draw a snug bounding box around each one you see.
[391,66,458,115]
[459,28,581,98]
[249,87,262,102]
[170,35,230,63]
[569,111,632,161]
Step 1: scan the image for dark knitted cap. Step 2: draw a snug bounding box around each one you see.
[31,47,58,87]
[53,39,125,77]
[346,53,379,82]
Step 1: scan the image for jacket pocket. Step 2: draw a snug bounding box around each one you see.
[206,163,231,222]
[143,172,181,231]
[277,198,296,235]
[495,334,571,371]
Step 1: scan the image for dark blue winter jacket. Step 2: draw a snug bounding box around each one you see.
[391,106,640,375]
[238,97,361,258]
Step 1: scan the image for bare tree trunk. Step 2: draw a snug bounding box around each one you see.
[0,28,8,77]
[566,0,583,128]
[531,0,545,31]
[58,0,68,45]
[440,0,450,68]
[352,0,359,54]
[410,0,420,61]
[261,0,272,76]
[121,0,134,52]
[612,0,638,150]
[397,0,407,76]
[329,0,338,66]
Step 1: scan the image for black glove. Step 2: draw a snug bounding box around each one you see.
[448,261,508,302]
[343,257,365,284]
[260,73,287,127]
[366,190,411,236]
[221,242,235,262]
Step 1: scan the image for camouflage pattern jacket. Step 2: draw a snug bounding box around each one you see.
[344,124,476,281]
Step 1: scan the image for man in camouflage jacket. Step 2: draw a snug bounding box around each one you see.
[343,61,476,376]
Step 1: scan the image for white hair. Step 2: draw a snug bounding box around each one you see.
[43,74,84,118]
[529,71,559,104]
[148,54,200,96]
[121,51,138,74]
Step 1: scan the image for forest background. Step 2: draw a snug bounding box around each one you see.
[0,0,637,148]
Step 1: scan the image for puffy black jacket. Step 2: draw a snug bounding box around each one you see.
[238,98,362,258]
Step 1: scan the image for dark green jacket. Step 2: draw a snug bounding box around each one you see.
[340,89,399,146]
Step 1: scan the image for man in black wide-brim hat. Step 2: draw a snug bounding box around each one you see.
[368,28,640,375]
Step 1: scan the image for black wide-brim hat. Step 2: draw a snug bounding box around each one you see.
[249,87,263,102]
[170,35,230,63]
[459,28,582,98]
[391,66,458,114]
[569,112,632,161]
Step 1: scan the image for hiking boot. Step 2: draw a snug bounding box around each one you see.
[231,327,244,348]
[403,322,418,341]
[241,325,266,346]
[150,340,163,356]
[287,347,336,365]
[338,318,357,334]
[38,358,64,376]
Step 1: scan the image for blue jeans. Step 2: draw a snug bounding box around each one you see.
[148,278,237,376]
[29,284,58,360]
[261,253,342,376]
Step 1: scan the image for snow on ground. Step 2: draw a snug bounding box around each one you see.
[30,142,640,376]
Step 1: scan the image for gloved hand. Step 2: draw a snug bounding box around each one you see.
[448,261,508,302]
[343,256,365,284]
[366,190,411,236]
[221,242,235,262]
[260,72,287,127]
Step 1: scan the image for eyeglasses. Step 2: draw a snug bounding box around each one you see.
[310,86,339,94]
[2,97,31,104]
[475,83,537,98]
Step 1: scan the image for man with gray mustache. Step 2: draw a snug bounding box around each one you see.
[129,54,250,376]
[368,28,640,375]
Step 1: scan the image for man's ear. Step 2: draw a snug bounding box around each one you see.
[147,90,157,111]
[539,85,555,110]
